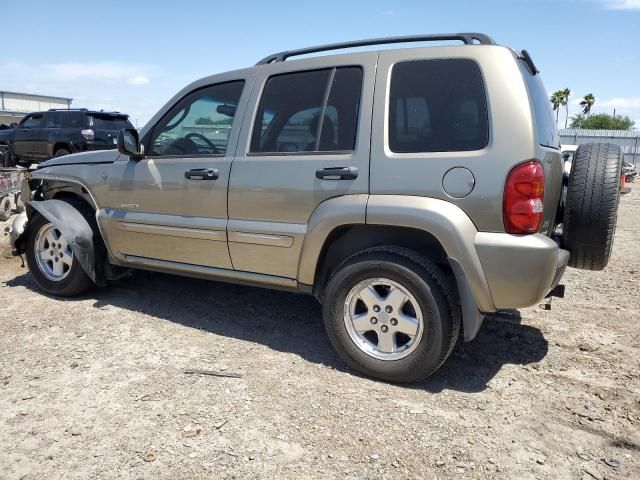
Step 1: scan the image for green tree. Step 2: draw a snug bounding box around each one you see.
[561,88,571,129]
[569,113,635,130]
[579,93,596,116]
[195,116,215,125]
[550,90,563,125]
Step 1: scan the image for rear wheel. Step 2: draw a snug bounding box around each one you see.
[54,148,70,158]
[322,246,460,383]
[25,213,94,296]
[562,143,622,270]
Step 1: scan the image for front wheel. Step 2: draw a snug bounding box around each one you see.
[322,247,460,383]
[25,213,94,296]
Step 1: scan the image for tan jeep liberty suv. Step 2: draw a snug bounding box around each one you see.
[7,33,622,382]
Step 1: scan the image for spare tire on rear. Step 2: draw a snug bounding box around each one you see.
[562,143,622,270]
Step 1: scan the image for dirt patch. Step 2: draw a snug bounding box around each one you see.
[1,192,639,479]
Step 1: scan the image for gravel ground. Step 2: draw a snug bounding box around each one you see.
[0,191,639,480]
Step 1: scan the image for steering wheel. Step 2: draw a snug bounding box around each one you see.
[185,132,219,154]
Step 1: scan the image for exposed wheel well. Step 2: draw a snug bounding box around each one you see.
[313,224,450,297]
[48,186,96,211]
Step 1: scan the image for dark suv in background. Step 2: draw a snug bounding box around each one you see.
[0,109,133,166]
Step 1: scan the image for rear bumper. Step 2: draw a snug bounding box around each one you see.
[474,232,569,310]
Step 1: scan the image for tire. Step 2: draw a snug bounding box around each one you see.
[25,213,94,297]
[54,148,70,158]
[562,143,622,271]
[0,197,11,221]
[1,145,16,167]
[322,246,460,383]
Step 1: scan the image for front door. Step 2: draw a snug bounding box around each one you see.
[12,113,44,160]
[227,54,376,279]
[101,77,252,270]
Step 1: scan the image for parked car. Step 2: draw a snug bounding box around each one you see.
[0,167,25,221]
[0,109,133,167]
[6,33,623,382]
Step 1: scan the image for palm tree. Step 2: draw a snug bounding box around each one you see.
[561,88,571,129]
[579,93,595,116]
[550,91,563,125]
[578,93,595,128]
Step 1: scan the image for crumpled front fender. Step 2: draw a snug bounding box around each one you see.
[17,200,99,284]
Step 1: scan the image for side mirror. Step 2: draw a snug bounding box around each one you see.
[10,123,17,129]
[117,128,143,160]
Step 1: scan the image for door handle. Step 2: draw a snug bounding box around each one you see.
[315,167,358,180]
[185,168,219,180]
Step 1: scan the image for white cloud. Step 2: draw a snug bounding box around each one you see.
[599,97,640,108]
[381,9,396,15]
[598,0,640,10]
[44,61,153,85]
[127,76,150,86]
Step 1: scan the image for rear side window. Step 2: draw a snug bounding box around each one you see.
[521,66,558,149]
[250,66,363,154]
[61,112,86,128]
[44,112,61,128]
[88,114,132,130]
[389,59,488,153]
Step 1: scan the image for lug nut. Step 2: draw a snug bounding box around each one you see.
[381,325,389,333]
[373,305,380,313]
[385,306,393,313]
[370,317,378,324]
[390,318,398,326]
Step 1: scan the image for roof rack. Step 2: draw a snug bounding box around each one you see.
[48,108,87,111]
[256,33,496,65]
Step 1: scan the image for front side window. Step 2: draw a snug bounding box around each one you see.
[389,59,488,153]
[149,81,245,157]
[250,67,363,154]
[20,114,43,129]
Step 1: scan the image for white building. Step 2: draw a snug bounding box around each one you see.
[0,90,73,125]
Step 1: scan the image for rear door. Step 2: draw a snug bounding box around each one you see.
[12,113,44,159]
[38,111,61,159]
[227,53,376,278]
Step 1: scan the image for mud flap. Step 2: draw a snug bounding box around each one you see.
[448,257,485,341]
[25,200,100,284]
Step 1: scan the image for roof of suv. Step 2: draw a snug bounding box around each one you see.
[44,108,129,118]
[256,32,497,65]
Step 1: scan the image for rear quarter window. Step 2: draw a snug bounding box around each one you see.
[389,59,488,153]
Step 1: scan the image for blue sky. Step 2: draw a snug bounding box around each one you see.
[2,0,639,128]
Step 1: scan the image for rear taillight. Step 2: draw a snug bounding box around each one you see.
[503,161,545,234]
[81,129,94,141]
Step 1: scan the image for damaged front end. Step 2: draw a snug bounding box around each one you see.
[4,172,32,255]
[4,210,28,256]
[3,173,116,286]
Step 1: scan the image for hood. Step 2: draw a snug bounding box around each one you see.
[38,149,121,168]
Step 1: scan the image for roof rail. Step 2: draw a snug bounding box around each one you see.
[48,108,87,112]
[256,33,496,65]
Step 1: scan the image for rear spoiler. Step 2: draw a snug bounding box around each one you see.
[520,49,539,75]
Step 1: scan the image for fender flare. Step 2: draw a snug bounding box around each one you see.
[23,199,101,285]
